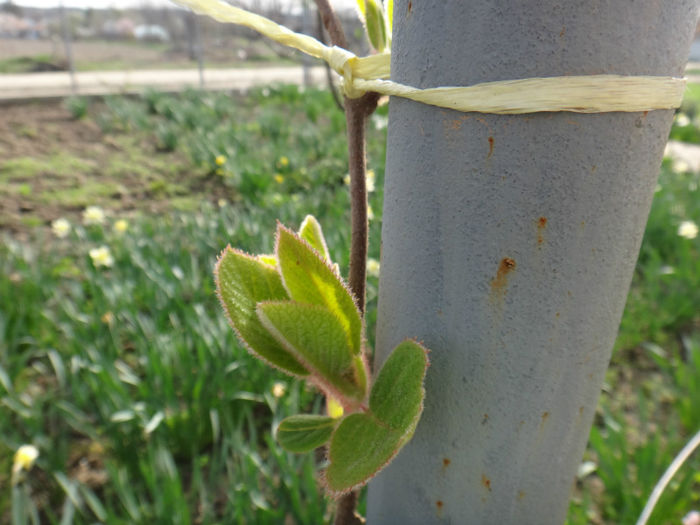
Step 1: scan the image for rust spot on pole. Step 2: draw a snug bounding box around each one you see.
[487,136,494,158]
[536,216,547,245]
[435,500,443,517]
[481,474,492,492]
[490,257,516,297]
[407,1,412,13]
[442,457,451,468]
[540,411,550,426]
[481,413,489,425]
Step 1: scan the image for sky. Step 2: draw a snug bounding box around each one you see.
[11,0,356,9]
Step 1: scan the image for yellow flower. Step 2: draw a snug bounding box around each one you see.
[343,170,376,192]
[83,206,105,225]
[367,205,374,221]
[366,169,376,193]
[675,113,691,127]
[327,396,344,419]
[12,444,39,478]
[89,246,114,268]
[218,199,227,208]
[215,155,226,166]
[678,220,698,239]
[51,218,71,238]
[272,382,286,398]
[101,311,114,324]
[278,156,289,168]
[367,258,380,278]
[274,174,285,184]
[113,219,128,234]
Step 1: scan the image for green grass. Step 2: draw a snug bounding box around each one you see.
[1,86,699,523]
[0,55,58,74]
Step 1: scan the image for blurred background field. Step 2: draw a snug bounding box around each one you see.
[1,1,700,524]
[0,83,698,525]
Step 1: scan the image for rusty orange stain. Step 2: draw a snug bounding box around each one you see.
[541,411,550,425]
[490,257,516,297]
[481,474,492,492]
[487,136,494,158]
[443,458,451,468]
[407,1,412,12]
[435,500,443,517]
[536,216,547,245]
[481,413,489,425]
[559,26,566,37]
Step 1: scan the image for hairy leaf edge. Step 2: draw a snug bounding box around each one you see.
[214,245,309,378]
[274,222,366,357]
[257,300,368,407]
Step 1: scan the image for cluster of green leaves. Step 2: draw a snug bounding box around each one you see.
[215,216,428,495]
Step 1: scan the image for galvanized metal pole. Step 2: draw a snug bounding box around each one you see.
[367,2,698,524]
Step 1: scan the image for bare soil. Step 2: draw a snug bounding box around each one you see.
[0,100,231,237]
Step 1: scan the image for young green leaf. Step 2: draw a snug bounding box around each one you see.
[386,0,393,31]
[323,341,429,495]
[363,0,387,52]
[356,0,366,19]
[325,412,403,495]
[369,339,428,430]
[257,301,367,401]
[298,215,330,262]
[215,247,308,376]
[276,414,338,453]
[275,224,363,356]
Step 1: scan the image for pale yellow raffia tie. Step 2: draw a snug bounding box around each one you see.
[174,0,686,114]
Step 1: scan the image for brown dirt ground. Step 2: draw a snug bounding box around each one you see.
[0,100,231,238]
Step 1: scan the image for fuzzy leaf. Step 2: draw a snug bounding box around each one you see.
[277,414,337,453]
[298,215,330,261]
[215,247,307,376]
[364,0,387,52]
[258,302,366,400]
[324,340,429,494]
[276,225,363,356]
[325,412,403,494]
[370,339,428,430]
[356,0,366,19]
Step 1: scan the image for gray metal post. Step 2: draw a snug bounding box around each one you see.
[58,1,76,94]
[367,2,698,524]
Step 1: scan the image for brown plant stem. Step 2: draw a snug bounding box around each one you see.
[345,93,380,315]
[312,2,379,525]
[316,10,344,112]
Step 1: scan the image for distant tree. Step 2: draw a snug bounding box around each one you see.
[1,1,23,17]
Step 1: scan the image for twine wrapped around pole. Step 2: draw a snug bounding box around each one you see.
[174,0,685,113]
